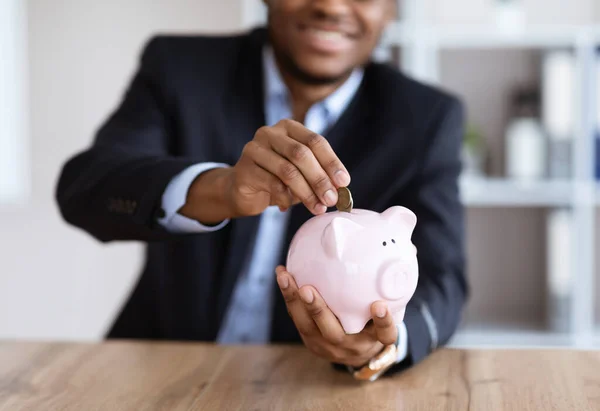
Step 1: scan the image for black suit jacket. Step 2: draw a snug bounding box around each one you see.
[55,27,468,371]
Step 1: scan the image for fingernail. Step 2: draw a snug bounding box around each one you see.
[315,203,327,214]
[299,288,314,304]
[375,306,386,318]
[324,189,336,206]
[277,275,289,289]
[335,170,350,187]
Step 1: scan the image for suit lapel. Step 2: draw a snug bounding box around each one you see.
[214,29,268,330]
[218,28,268,163]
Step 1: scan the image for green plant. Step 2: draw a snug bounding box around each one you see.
[464,124,484,151]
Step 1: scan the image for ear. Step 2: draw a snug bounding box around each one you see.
[322,218,364,260]
[381,206,417,234]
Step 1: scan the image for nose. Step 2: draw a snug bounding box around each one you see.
[311,0,351,19]
[377,261,411,301]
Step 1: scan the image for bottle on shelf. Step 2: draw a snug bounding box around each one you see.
[504,88,547,181]
[546,208,572,334]
[542,50,575,180]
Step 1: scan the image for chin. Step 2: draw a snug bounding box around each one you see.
[272,39,357,85]
[302,67,349,82]
[291,57,356,84]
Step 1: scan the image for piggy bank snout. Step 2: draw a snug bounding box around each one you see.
[377,261,412,301]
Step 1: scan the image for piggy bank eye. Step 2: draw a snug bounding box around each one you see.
[391,239,396,244]
[382,241,387,246]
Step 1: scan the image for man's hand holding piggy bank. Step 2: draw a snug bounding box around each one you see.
[277,206,419,369]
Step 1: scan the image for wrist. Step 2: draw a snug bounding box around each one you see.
[348,323,407,381]
[179,167,235,224]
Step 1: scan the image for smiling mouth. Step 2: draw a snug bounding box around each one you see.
[306,27,348,41]
[298,25,355,53]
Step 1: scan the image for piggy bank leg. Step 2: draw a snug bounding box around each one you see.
[339,316,369,335]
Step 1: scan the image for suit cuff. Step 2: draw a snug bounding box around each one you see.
[403,299,438,366]
[158,162,231,233]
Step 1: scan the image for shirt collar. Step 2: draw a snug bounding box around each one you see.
[262,46,364,122]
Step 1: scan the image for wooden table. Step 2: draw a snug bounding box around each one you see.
[0,341,598,410]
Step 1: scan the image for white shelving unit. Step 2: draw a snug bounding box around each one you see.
[241,0,600,349]
[390,0,599,349]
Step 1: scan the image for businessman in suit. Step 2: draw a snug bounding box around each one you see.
[56,0,467,380]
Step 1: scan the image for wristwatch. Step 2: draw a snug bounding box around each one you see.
[348,324,404,382]
[350,343,398,381]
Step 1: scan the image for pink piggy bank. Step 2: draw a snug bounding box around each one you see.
[286,206,419,334]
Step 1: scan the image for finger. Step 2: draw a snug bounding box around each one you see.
[246,140,326,215]
[268,134,338,208]
[249,166,294,210]
[361,320,377,338]
[344,342,385,368]
[280,119,351,187]
[297,285,346,344]
[280,192,302,212]
[370,301,398,346]
[276,188,295,212]
[276,267,318,336]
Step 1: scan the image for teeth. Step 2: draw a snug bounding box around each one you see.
[310,29,344,41]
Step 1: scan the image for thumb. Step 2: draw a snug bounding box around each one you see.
[370,301,398,346]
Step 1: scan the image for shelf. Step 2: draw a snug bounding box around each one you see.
[460,178,572,207]
[383,22,600,49]
[449,319,572,348]
[434,25,592,49]
[449,329,572,348]
[451,328,600,349]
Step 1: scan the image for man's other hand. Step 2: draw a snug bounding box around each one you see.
[275,265,399,368]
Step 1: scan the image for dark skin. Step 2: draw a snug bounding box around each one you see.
[180,0,397,368]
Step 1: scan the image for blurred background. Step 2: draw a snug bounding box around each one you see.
[0,0,599,349]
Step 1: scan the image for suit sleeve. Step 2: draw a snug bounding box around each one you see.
[390,96,469,372]
[55,37,202,242]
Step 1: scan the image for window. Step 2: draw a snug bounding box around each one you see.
[0,0,28,204]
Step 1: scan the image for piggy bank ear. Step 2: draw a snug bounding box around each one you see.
[382,206,417,234]
[322,217,363,260]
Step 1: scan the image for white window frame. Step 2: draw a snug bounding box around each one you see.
[0,0,29,205]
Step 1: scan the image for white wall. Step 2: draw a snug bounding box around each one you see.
[0,0,242,341]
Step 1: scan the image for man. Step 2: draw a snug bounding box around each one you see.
[56,0,467,380]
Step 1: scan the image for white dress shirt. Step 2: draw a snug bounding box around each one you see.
[157,46,408,364]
